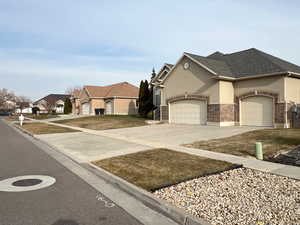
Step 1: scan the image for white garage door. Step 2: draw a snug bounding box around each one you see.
[241,96,273,126]
[170,100,207,125]
[106,101,112,115]
[82,103,90,115]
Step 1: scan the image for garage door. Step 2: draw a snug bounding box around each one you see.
[170,100,207,125]
[241,96,273,126]
[106,101,112,115]
[82,103,90,115]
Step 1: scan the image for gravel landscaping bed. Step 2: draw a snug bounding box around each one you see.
[154,168,300,225]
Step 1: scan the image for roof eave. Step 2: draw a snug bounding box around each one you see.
[213,71,290,81]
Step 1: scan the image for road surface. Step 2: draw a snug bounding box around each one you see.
[0,119,143,225]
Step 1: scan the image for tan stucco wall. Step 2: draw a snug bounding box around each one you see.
[285,77,300,103]
[114,98,137,115]
[219,80,234,104]
[91,99,105,111]
[234,76,285,102]
[162,56,219,104]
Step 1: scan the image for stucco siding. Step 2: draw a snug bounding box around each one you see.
[219,81,234,104]
[234,76,285,102]
[91,99,105,109]
[114,98,137,115]
[285,77,300,103]
[162,57,219,104]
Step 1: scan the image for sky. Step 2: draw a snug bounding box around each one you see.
[1,0,300,101]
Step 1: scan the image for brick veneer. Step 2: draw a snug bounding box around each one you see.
[207,104,234,122]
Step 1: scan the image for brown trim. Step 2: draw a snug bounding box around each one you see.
[166,94,209,104]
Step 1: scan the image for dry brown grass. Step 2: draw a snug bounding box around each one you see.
[55,115,147,130]
[184,128,300,159]
[18,122,79,135]
[93,148,236,191]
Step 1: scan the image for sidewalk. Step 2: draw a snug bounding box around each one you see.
[26,117,300,180]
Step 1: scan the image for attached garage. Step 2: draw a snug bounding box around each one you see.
[82,102,90,115]
[169,100,207,125]
[241,96,273,126]
[105,101,113,115]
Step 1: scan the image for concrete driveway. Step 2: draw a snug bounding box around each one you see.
[37,132,151,162]
[100,124,263,145]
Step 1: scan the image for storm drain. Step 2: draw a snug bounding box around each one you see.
[12,179,43,187]
[0,175,56,192]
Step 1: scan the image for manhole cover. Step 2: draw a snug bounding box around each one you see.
[12,179,43,187]
[0,175,56,192]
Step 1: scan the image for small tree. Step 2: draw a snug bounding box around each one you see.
[64,98,72,114]
[138,80,154,118]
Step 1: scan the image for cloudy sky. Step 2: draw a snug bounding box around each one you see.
[1,0,300,101]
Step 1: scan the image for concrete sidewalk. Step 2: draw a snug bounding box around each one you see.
[26,117,300,180]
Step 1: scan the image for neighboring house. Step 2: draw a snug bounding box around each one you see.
[15,102,33,114]
[70,89,81,115]
[151,63,173,120]
[78,82,139,115]
[33,94,71,114]
[154,48,300,128]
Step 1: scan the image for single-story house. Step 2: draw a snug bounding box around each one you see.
[151,48,300,128]
[15,102,33,114]
[78,82,139,115]
[33,94,71,114]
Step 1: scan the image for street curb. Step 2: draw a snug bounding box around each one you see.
[3,119,210,225]
[84,163,210,225]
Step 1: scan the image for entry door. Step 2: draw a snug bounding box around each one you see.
[241,96,273,126]
[170,100,207,125]
[106,101,112,115]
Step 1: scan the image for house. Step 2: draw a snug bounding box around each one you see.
[151,64,173,120]
[152,48,300,128]
[33,94,71,114]
[78,82,139,115]
[15,102,33,114]
[70,89,81,115]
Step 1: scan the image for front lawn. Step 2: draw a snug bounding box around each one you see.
[184,128,300,159]
[18,122,79,135]
[54,115,147,130]
[93,148,236,191]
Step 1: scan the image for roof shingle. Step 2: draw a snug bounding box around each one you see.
[186,48,300,78]
[84,82,139,98]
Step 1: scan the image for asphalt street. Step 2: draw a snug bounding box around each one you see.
[0,119,143,225]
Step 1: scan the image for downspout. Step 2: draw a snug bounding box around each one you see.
[284,73,290,128]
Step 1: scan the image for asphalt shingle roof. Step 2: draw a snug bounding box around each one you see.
[34,94,70,105]
[84,82,139,98]
[186,48,300,78]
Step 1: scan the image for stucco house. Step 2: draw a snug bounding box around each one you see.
[152,48,300,128]
[70,89,81,115]
[33,94,71,114]
[78,82,139,115]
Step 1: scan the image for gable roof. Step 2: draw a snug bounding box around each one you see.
[34,94,71,105]
[152,63,174,84]
[186,48,300,78]
[84,82,139,98]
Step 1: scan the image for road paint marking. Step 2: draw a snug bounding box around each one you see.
[0,175,56,192]
[96,194,116,208]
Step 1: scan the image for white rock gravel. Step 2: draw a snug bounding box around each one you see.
[154,168,300,225]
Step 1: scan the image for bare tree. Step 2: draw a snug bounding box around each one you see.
[65,86,82,95]
[0,88,16,110]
